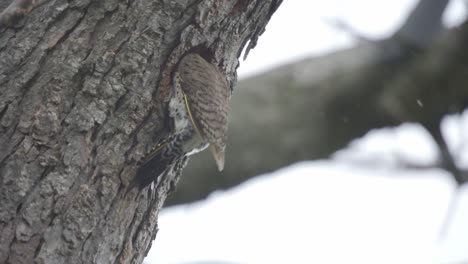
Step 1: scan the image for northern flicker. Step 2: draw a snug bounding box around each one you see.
[131,53,231,191]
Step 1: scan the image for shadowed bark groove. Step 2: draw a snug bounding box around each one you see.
[0,0,283,263]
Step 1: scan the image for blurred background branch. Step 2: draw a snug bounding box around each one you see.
[166,0,468,206]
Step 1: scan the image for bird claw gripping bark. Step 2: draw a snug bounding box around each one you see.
[129,53,231,192]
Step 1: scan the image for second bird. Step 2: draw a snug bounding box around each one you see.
[132,53,231,191]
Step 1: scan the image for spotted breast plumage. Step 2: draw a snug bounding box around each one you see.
[130,53,231,191]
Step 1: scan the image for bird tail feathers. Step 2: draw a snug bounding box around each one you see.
[128,142,177,192]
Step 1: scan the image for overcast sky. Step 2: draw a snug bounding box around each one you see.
[238,0,466,78]
[146,1,468,263]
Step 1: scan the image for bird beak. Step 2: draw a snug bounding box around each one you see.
[210,145,225,171]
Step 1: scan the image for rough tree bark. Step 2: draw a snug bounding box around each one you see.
[0,0,282,263]
[167,0,468,206]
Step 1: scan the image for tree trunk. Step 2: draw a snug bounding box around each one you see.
[0,0,282,263]
[166,0,468,206]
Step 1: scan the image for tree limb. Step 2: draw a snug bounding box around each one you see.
[167,1,468,206]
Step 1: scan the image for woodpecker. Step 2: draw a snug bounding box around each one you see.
[130,53,231,191]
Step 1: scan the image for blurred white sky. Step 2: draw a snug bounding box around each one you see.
[146,1,468,263]
[238,0,467,78]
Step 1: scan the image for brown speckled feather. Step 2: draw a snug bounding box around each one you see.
[176,53,230,170]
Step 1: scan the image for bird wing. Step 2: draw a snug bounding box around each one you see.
[177,54,230,153]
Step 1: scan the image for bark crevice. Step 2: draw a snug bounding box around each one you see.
[0,0,283,263]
